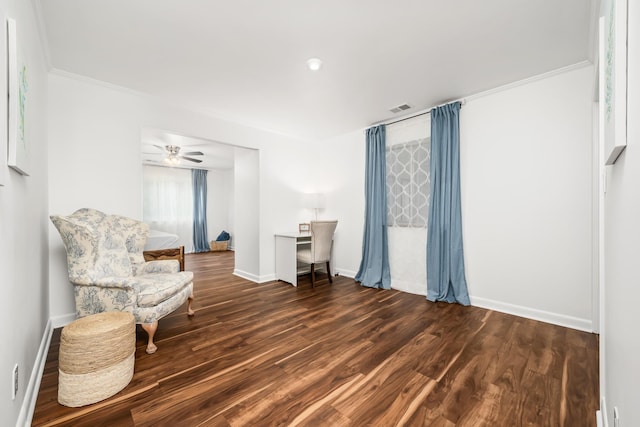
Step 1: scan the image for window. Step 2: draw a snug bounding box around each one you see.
[386,138,430,227]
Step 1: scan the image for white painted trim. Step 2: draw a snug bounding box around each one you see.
[51,312,76,329]
[233,269,260,283]
[465,61,592,103]
[599,396,609,427]
[17,319,53,427]
[335,268,357,279]
[48,69,307,143]
[391,281,426,296]
[49,68,155,98]
[367,61,593,132]
[597,27,607,395]
[258,274,276,284]
[470,296,592,332]
[592,102,601,334]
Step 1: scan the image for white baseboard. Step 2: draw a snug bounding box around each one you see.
[235,267,355,284]
[258,274,276,283]
[598,396,608,427]
[233,269,260,283]
[51,312,76,328]
[470,296,592,332]
[232,269,277,284]
[17,319,54,427]
[335,268,357,279]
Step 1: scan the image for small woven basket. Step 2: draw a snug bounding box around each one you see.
[210,240,228,251]
[58,312,135,407]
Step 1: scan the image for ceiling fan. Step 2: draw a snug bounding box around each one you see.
[152,144,204,165]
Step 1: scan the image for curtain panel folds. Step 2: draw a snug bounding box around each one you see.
[192,169,210,253]
[426,102,470,305]
[355,125,391,289]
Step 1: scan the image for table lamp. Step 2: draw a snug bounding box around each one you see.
[302,193,325,221]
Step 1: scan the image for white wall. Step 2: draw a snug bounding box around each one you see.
[602,2,640,425]
[4,7,602,425]
[206,168,233,246]
[48,76,148,318]
[310,130,366,278]
[47,63,596,322]
[47,72,312,318]
[461,65,594,330]
[313,67,595,332]
[233,148,259,279]
[0,1,49,426]
[256,137,329,280]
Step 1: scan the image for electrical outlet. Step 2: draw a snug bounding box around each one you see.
[12,364,18,400]
[613,407,620,427]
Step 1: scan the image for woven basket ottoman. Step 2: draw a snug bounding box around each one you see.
[210,240,228,251]
[58,312,136,407]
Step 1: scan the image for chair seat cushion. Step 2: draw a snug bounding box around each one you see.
[136,271,193,308]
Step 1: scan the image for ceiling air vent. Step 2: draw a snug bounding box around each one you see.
[390,103,412,114]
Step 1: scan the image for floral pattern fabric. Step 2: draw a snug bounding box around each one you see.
[51,208,193,324]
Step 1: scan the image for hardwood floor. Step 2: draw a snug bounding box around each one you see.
[32,251,599,426]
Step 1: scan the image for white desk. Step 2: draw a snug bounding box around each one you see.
[274,232,313,286]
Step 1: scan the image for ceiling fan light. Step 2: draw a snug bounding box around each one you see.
[163,153,180,165]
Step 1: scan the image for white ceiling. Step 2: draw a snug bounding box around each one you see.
[37,0,596,142]
[141,129,237,170]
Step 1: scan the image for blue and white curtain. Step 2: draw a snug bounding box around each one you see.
[192,169,210,253]
[355,125,391,289]
[426,102,470,305]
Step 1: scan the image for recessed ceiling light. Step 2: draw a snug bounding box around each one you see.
[306,58,323,71]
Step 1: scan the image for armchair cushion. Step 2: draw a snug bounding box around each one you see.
[140,260,180,275]
[136,272,194,308]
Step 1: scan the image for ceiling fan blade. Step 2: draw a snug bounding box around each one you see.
[181,156,203,163]
[153,144,166,152]
[182,151,204,156]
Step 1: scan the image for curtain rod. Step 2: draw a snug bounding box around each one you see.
[372,98,466,128]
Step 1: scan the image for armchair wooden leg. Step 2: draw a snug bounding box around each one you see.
[311,264,315,288]
[141,322,158,354]
[187,296,195,316]
[326,261,333,284]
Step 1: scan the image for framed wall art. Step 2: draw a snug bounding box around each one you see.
[7,17,29,176]
[601,0,628,165]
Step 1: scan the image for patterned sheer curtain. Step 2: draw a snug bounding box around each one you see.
[143,165,194,251]
[386,115,430,295]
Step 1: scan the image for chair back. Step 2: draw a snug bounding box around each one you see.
[110,214,150,274]
[50,208,150,284]
[310,220,337,263]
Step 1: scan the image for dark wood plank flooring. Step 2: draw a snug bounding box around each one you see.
[32,251,599,426]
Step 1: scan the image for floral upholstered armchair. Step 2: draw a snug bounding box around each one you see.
[50,208,194,354]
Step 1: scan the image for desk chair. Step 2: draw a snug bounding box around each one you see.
[296,220,337,287]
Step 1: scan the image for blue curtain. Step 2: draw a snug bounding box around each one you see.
[355,125,391,289]
[426,102,470,305]
[192,169,210,253]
